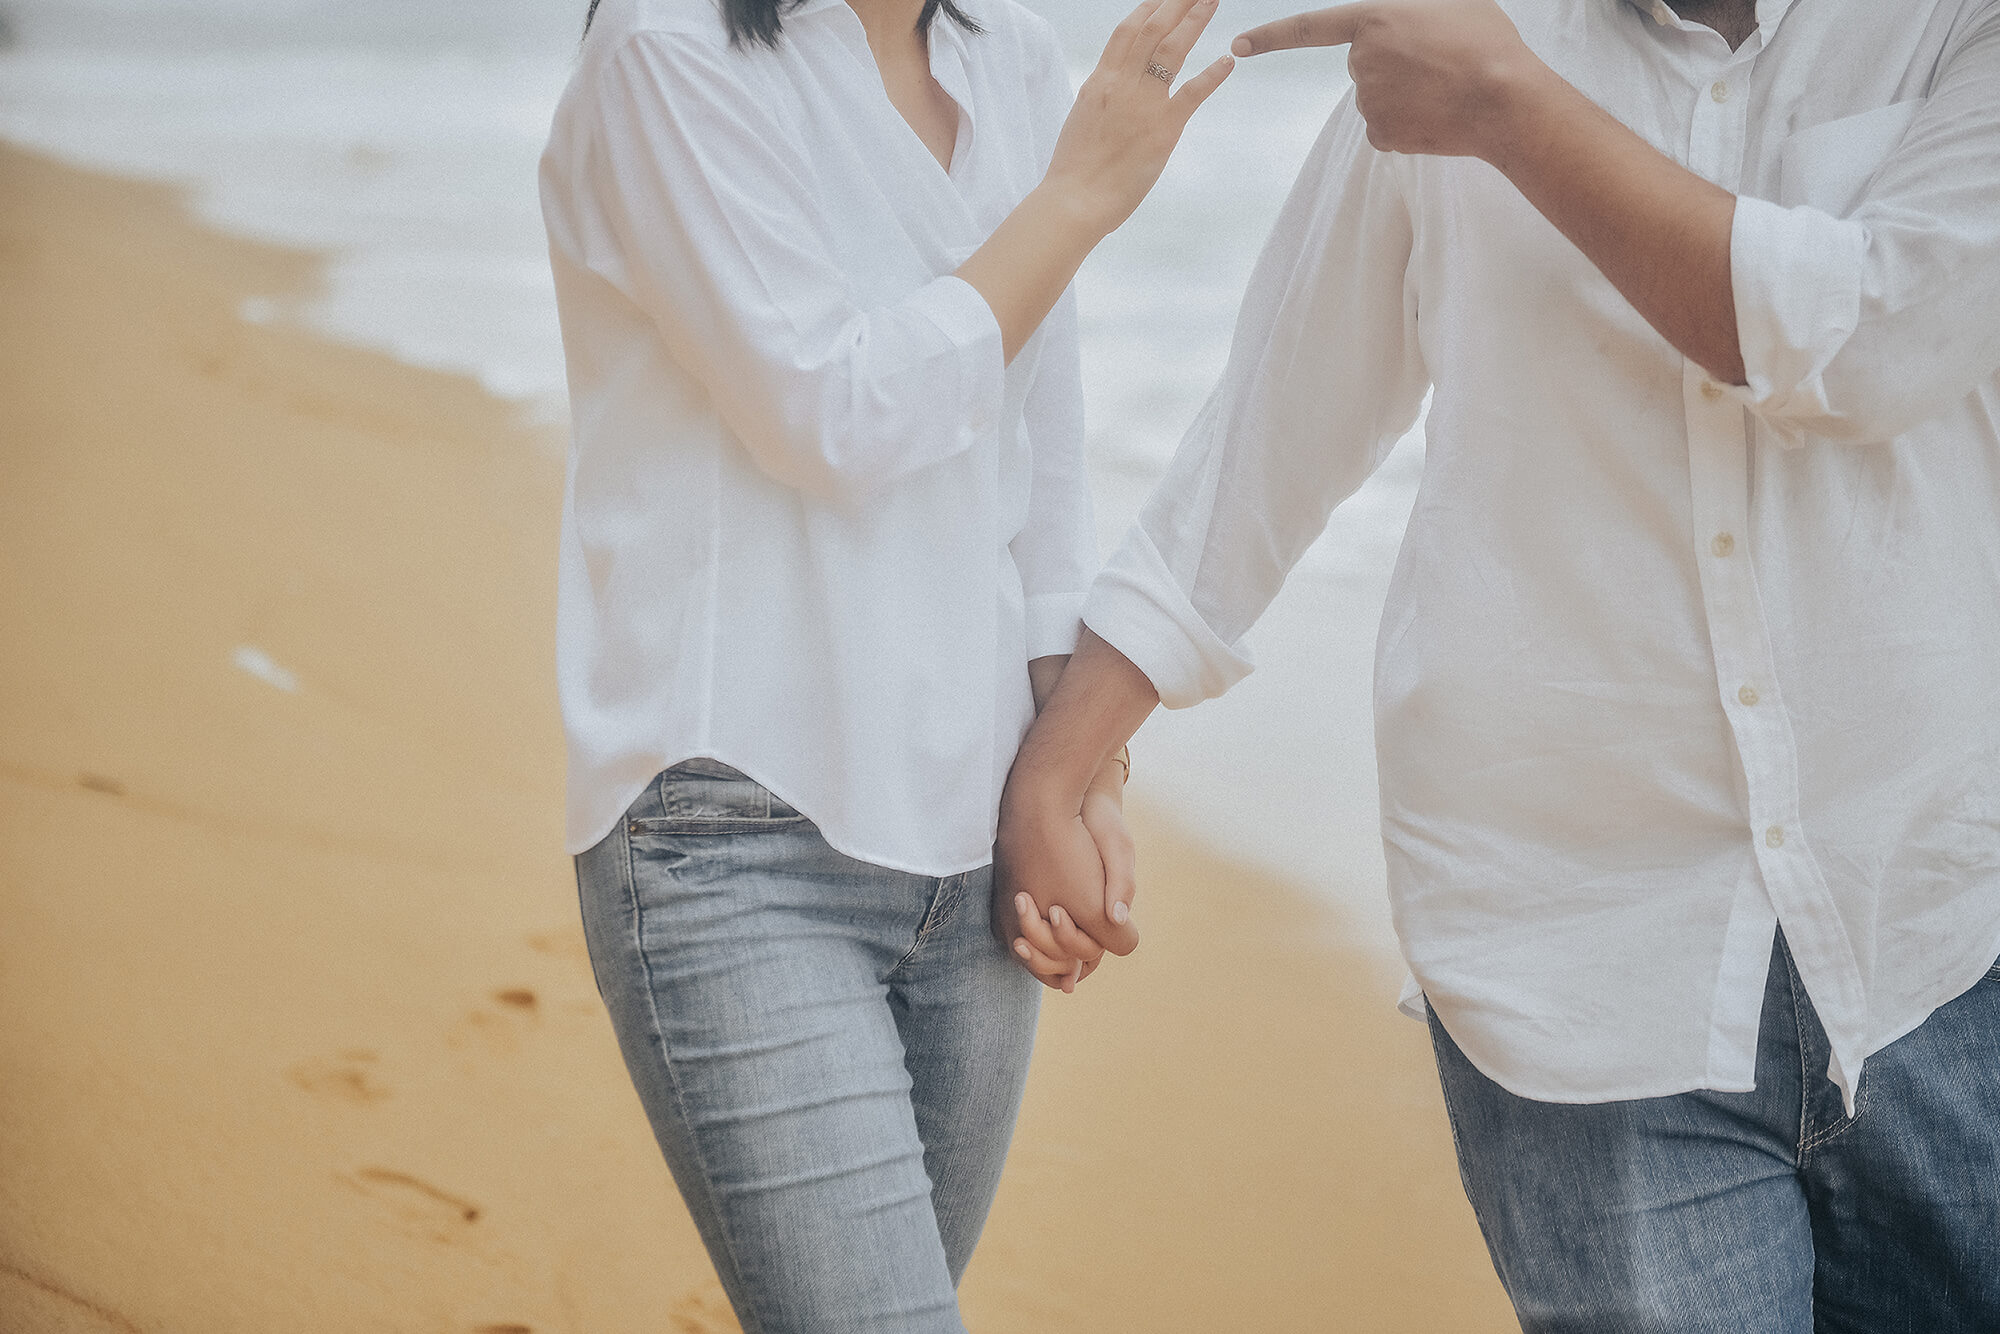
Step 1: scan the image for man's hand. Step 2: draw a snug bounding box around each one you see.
[1000,760,1144,992]
[996,631,1160,989]
[1233,0,1747,384]
[995,758,1139,992]
[1233,1,1544,159]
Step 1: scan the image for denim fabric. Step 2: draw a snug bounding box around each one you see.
[1430,937,2000,1333]
[575,761,1040,1334]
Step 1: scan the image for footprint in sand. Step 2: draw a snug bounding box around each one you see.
[473,1325,533,1334]
[342,1166,482,1245]
[448,987,545,1054]
[526,927,591,966]
[669,1286,742,1334]
[286,1048,389,1104]
[0,1258,144,1333]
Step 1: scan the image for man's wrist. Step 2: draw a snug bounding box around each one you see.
[1004,741,1099,826]
[1475,50,1570,176]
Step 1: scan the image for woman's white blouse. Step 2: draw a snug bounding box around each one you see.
[540,0,1094,872]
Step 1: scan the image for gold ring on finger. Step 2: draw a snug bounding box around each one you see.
[1145,61,1176,83]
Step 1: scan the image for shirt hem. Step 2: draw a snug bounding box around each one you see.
[565,755,997,880]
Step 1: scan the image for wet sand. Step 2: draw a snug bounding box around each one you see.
[0,145,1513,1332]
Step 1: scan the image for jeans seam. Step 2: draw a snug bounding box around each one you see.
[890,873,962,976]
[622,824,766,1334]
[1785,953,1812,1165]
[1800,1100,1865,1155]
[1783,947,1864,1161]
[1427,1011,1509,1298]
[629,815,810,836]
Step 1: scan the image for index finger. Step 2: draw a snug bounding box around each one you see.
[1231,4,1372,57]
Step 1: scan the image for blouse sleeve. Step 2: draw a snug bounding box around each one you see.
[577,31,1006,505]
[1009,19,1097,659]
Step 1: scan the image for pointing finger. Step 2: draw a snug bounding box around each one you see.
[1231,4,1374,58]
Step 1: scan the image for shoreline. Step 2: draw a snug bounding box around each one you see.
[0,144,1510,1331]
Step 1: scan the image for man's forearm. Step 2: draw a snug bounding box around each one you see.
[1006,630,1160,821]
[1482,61,1745,385]
[1028,654,1069,713]
[1234,2,1747,386]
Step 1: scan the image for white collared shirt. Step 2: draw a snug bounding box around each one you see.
[1085,0,2000,1107]
[541,0,1093,873]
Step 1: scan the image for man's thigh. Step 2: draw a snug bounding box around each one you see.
[1805,959,2000,1333]
[1428,1010,1814,1334]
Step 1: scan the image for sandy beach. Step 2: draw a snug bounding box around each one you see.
[0,145,1513,1332]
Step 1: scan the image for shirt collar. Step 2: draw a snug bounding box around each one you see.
[1622,0,1798,43]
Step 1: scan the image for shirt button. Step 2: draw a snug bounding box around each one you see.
[1739,684,1760,706]
[1701,380,1725,400]
[1766,825,1786,849]
[1712,533,1735,557]
[1711,80,1731,103]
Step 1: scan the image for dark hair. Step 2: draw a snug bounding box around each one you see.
[584,0,983,47]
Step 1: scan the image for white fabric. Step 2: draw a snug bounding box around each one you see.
[541,0,1094,873]
[1085,0,2000,1108]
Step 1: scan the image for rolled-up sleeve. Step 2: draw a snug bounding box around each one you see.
[581,33,1004,504]
[1083,96,1429,709]
[1731,8,2000,445]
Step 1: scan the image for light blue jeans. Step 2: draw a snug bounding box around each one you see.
[574,760,1040,1334]
[1430,934,2000,1332]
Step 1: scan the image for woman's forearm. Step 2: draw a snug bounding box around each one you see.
[955,0,1234,364]
[956,186,1107,365]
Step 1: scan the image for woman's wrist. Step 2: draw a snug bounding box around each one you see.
[1084,754,1127,807]
[1026,177,1118,250]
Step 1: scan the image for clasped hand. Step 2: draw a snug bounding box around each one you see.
[994,759,1138,994]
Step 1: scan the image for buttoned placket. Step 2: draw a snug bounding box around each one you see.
[1675,18,1870,1109]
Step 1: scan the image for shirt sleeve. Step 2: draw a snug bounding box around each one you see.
[577,32,1005,505]
[1082,95,1429,709]
[1009,19,1096,660]
[1730,6,2000,446]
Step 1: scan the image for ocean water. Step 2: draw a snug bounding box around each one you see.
[1,0,1422,969]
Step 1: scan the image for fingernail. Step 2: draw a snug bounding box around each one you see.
[1015,893,1030,915]
[1014,940,1031,959]
[1051,906,1066,928]
[1112,901,1130,925]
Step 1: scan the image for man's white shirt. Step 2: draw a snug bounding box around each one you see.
[1085,0,2000,1108]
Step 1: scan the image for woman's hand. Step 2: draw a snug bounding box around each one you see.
[1044,0,1237,237]
[955,0,1234,362]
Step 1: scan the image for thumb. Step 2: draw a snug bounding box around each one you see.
[1081,795,1140,937]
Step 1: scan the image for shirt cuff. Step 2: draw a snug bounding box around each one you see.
[1729,195,1867,444]
[1081,525,1255,711]
[907,274,1006,444]
[1023,591,1085,660]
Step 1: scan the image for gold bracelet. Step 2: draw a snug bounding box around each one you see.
[1110,745,1131,784]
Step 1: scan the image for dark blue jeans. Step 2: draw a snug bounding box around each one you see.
[1429,937,2000,1333]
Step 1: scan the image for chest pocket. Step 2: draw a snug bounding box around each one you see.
[1777,100,1923,217]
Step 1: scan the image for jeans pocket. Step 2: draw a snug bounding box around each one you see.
[626,761,809,837]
